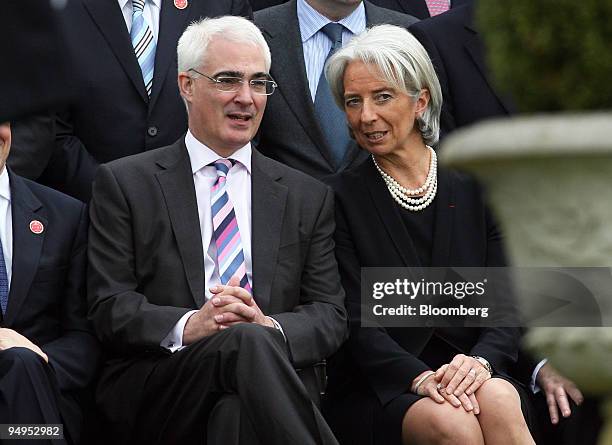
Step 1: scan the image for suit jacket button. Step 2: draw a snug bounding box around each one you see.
[147,126,158,137]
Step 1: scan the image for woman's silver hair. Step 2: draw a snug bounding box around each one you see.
[325,24,442,146]
[177,16,271,74]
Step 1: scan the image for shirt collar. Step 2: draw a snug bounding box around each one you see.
[297,0,366,43]
[0,166,11,203]
[118,0,161,10]
[185,130,252,175]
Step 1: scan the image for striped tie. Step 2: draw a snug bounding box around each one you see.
[0,237,8,315]
[211,160,252,293]
[131,0,156,97]
[425,0,450,16]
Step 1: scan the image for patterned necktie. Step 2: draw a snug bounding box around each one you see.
[314,23,351,169]
[131,0,156,97]
[0,237,8,315]
[210,160,252,293]
[425,0,450,16]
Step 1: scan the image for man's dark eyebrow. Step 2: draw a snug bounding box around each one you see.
[252,71,271,80]
[212,70,271,80]
[212,70,243,78]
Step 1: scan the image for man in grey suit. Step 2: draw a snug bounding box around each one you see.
[88,15,346,445]
[254,0,418,179]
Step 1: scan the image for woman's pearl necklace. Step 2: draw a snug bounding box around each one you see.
[372,146,438,212]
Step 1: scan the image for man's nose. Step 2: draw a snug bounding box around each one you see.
[233,80,255,105]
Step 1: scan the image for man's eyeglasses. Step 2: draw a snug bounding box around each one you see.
[188,69,277,96]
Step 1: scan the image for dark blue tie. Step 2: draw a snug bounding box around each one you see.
[314,23,351,169]
[0,237,8,315]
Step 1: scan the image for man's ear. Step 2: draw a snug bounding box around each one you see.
[178,72,193,103]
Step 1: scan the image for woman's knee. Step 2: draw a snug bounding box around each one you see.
[476,378,522,411]
[402,399,484,445]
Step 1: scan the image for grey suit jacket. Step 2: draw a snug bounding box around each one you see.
[87,137,347,414]
[254,1,419,179]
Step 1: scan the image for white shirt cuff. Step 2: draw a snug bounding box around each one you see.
[268,316,287,342]
[530,358,548,394]
[160,310,199,353]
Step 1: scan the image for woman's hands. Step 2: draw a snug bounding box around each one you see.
[412,354,492,414]
[436,354,491,396]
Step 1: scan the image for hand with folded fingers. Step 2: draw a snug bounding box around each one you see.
[411,368,480,414]
[210,276,274,329]
[436,354,491,397]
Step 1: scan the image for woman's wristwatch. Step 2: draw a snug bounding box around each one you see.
[471,356,493,375]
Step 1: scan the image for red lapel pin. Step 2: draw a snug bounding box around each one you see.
[29,220,44,234]
[174,0,188,10]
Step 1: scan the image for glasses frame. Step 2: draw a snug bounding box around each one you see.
[188,68,277,96]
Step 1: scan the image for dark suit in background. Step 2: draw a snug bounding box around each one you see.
[408,4,514,137]
[323,160,522,445]
[369,0,469,19]
[8,114,56,180]
[250,0,286,10]
[88,140,347,444]
[0,172,99,444]
[0,1,71,122]
[37,0,251,202]
[254,1,418,179]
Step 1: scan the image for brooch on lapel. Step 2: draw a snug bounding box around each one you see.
[29,220,44,235]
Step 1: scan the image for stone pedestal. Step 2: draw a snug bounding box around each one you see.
[441,113,612,445]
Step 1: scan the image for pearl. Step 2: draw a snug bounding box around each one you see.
[372,146,438,212]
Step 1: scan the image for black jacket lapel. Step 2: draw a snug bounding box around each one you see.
[430,168,454,266]
[250,151,287,313]
[4,172,45,326]
[155,140,205,307]
[462,6,514,114]
[82,0,148,102]
[363,161,421,267]
[148,0,192,110]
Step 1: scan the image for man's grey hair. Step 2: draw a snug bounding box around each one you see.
[325,24,442,146]
[177,15,271,74]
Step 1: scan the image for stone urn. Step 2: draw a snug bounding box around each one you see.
[440,113,612,445]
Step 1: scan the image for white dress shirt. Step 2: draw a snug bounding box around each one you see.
[297,0,366,101]
[0,167,13,288]
[117,0,161,40]
[161,131,254,351]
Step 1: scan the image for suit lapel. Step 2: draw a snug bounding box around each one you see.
[148,0,192,110]
[82,0,148,102]
[263,1,336,168]
[4,173,45,326]
[155,141,206,307]
[250,151,287,313]
[363,161,421,267]
[462,8,513,114]
[430,168,454,266]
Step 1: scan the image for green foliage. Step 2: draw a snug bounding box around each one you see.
[476,0,612,112]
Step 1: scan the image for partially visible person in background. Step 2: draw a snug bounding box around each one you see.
[0,121,100,445]
[408,3,514,138]
[22,0,251,202]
